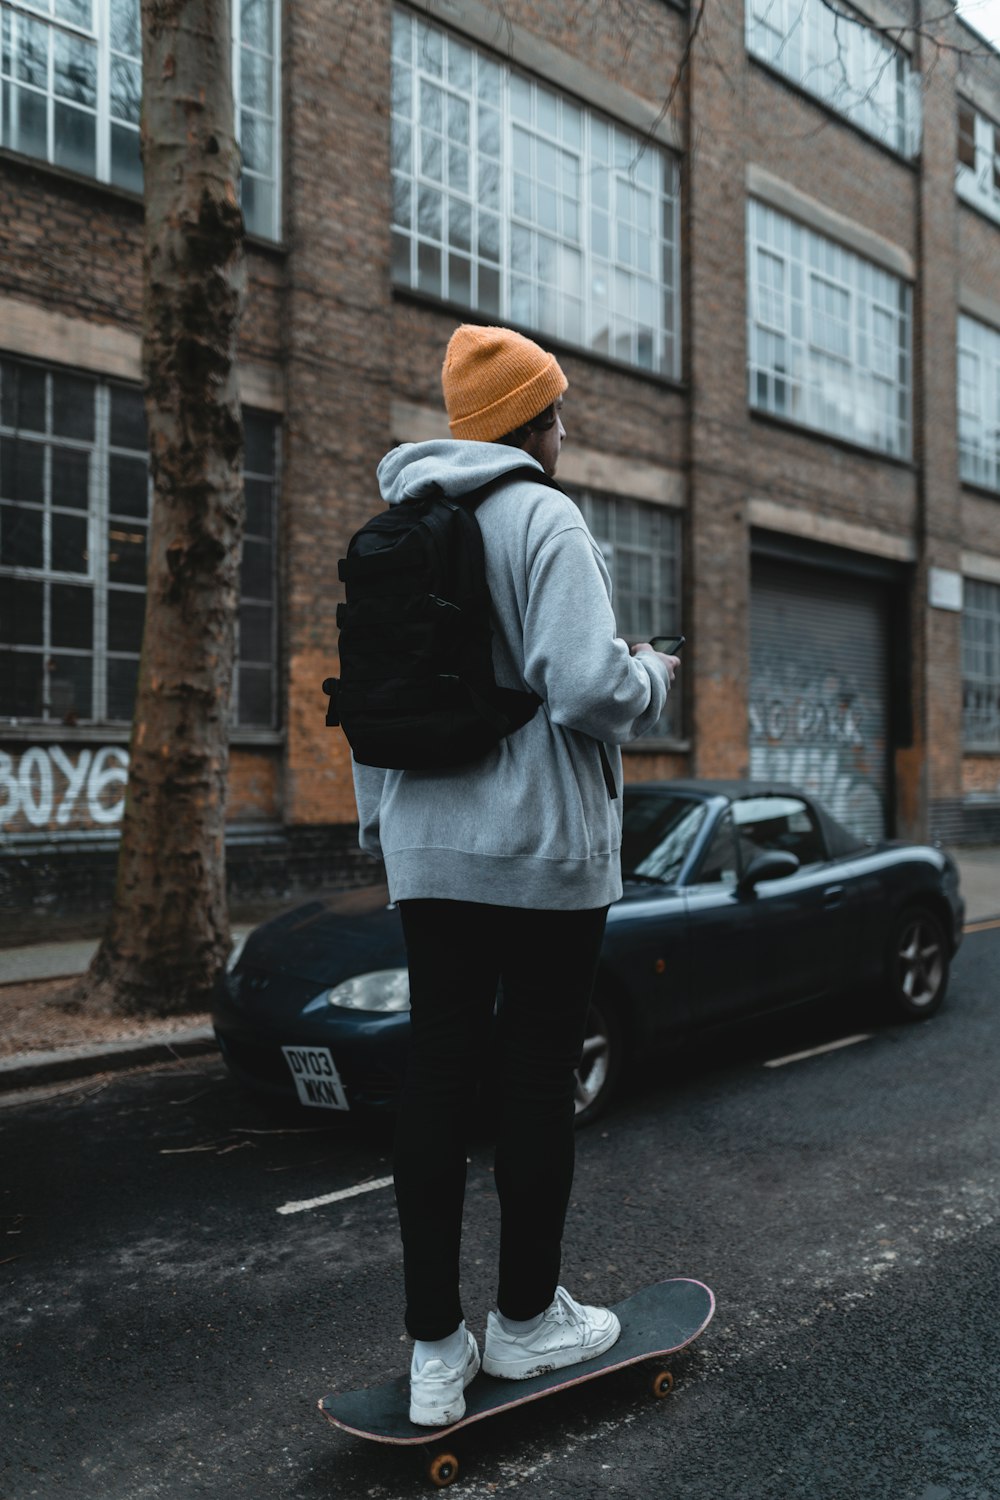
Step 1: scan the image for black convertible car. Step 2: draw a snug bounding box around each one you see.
[213,780,965,1126]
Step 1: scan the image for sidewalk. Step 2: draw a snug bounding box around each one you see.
[0,925,253,1098]
[2,850,998,1099]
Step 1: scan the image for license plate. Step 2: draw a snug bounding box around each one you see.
[282,1045,350,1111]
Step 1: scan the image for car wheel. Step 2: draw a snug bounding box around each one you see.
[884,906,949,1021]
[574,994,623,1128]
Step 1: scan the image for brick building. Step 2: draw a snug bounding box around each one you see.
[2,0,999,931]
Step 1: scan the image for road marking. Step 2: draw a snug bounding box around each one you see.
[276,1174,395,1216]
[764,1034,872,1069]
[964,917,1000,933]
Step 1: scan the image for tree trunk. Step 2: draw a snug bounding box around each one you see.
[76,0,246,1017]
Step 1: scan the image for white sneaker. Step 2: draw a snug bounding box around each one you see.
[409,1328,481,1427]
[482,1286,621,1380]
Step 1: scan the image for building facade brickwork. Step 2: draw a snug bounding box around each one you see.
[2,0,1000,932]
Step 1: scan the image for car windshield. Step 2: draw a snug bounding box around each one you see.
[621,793,708,884]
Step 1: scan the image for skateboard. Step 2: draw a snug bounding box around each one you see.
[318,1276,715,1488]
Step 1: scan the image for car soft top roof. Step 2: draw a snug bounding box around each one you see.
[625,778,870,859]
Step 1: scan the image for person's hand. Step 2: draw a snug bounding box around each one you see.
[631,642,680,685]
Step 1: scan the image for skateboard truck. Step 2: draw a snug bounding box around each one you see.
[319,1277,715,1488]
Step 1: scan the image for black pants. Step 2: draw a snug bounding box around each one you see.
[393,899,609,1341]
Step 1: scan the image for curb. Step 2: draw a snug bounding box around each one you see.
[0,1026,219,1094]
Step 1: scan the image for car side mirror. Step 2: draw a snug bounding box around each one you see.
[738,850,800,893]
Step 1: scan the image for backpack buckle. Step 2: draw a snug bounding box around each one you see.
[322,678,341,726]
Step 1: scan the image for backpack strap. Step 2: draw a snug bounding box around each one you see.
[598,744,619,800]
[460,465,567,512]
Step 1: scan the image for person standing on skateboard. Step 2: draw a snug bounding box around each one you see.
[352,324,679,1426]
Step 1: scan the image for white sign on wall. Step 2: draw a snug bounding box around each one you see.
[928,567,963,612]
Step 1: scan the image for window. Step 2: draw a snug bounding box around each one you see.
[746,0,921,156]
[694,809,739,886]
[963,578,1000,750]
[958,314,1000,492]
[390,7,681,376]
[0,355,279,728]
[956,99,1000,226]
[621,792,708,884]
[234,0,279,239]
[732,794,826,867]
[0,0,280,238]
[748,200,912,458]
[572,489,682,738]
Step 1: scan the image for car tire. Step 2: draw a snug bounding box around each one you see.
[884,905,950,1021]
[574,993,624,1129]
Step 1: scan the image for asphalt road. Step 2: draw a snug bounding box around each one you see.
[2,929,998,1500]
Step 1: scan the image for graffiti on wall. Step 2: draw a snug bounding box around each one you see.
[0,746,129,832]
[749,667,886,840]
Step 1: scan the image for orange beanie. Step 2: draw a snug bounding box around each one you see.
[441,324,568,442]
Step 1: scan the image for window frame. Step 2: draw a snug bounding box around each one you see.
[0,0,282,240]
[731,793,827,870]
[956,98,1000,227]
[570,486,684,742]
[745,0,921,158]
[747,198,913,459]
[390,4,682,379]
[0,354,281,732]
[958,313,1000,494]
[690,806,741,888]
[962,577,1000,752]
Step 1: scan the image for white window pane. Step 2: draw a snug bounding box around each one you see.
[446,38,472,91]
[110,0,141,56]
[419,77,442,132]
[417,241,442,295]
[241,45,273,113]
[110,55,140,124]
[54,30,97,106]
[55,0,93,27]
[510,73,531,122]
[392,12,680,374]
[447,197,471,251]
[420,130,442,182]
[447,94,469,143]
[5,87,48,159]
[477,58,500,105]
[449,253,471,305]
[240,112,273,175]
[447,141,468,191]
[417,185,442,238]
[240,0,273,53]
[17,16,50,88]
[749,200,910,457]
[54,103,96,175]
[478,211,499,262]
[478,103,500,158]
[537,87,557,137]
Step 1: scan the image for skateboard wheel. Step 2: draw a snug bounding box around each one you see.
[428,1451,460,1488]
[651,1369,674,1399]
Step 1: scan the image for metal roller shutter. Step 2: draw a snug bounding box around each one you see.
[749,558,890,842]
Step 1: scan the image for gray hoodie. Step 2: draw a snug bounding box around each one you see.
[351,439,671,910]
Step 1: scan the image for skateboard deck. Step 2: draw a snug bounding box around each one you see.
[318,1277,714,1487]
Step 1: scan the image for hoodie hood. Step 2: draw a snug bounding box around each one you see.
[377,439,545,507]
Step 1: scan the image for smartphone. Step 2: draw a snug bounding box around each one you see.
[649,634,685,655]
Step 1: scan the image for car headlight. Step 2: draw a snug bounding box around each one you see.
[326,969,411,1013]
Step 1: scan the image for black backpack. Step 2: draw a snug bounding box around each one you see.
[324,468,561,771]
